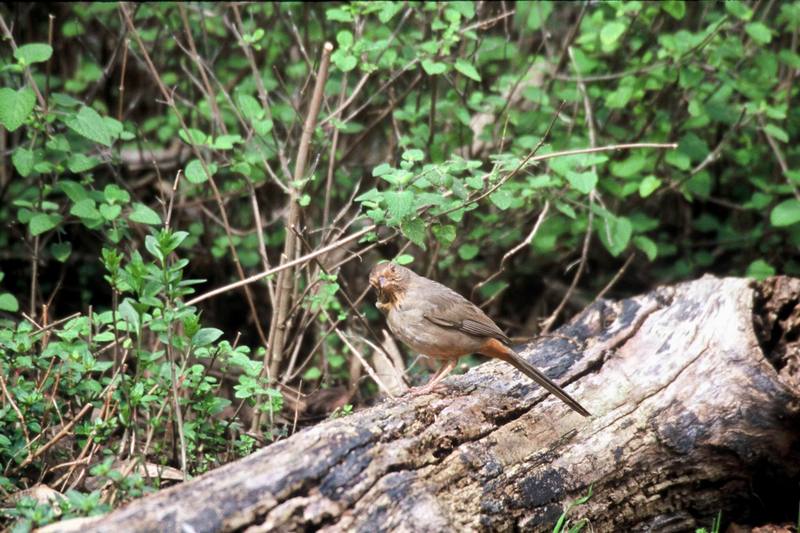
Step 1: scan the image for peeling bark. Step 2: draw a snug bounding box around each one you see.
[67,276,800,532]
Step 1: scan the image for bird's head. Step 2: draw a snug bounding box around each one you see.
[369,262,410,303]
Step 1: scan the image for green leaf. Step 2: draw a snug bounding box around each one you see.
[233,162,252,177]
[725,1,753,20]
[746,259,775,281]
[555,201,576,219]
[400,218,426,249]
[605,85,634,109]
[29,213,62,236]
[611,153,647,178]
[236,93,263,120]
[661,1,686,20]
[598,215,632,257]
[763,123,789,143]
[103,116,123,139]
[185,159,217,184]
[633,236,657,261]
[0,293,19,312]
[638,176,662,197]
[524,1,553,30]
[770,199,800,227]
[600,21,626,48]
[333,50,357,72]
[454,59,481,82]
[14,43,53,64]
[299,194,311,207]
[193,328,224,346]
[465,176,483,189]
[211,134,243,150]
[336,30,354,49]
[395,254,414,265]
[458,243,479,260]
[65,106,112,147]
[449,2,475,19]
[303,366,322,380]
[745,22,772,44]
[402,149,425,162]
[144,235,163,262]
[326,6,352,22]
[490,189,512,210]
[99,203,122,221]
[253,118,273,136]
[0,87,36,132]
[566,170,597,194]
[12,147,34,177]
[67,153,101,173]
[118,299,140,332]
[178,128,206,146]
[104,184,130,204]
[384,190,415,221]
[431,224,456,247]
[379,2,403,22]
[60,181,89,203]
[665,150,690,171]
[371,165,391,179]
[421,59,447,75]
[70,198,101,219]
[51,242,72,262]
[129,203,162,226]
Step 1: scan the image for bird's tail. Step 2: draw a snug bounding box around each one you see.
[491,342,590,417]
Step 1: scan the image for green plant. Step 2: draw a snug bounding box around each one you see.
[553,484,593,533]
[1,1,798,526]
[695,511,723,533]
[329,403,354,419]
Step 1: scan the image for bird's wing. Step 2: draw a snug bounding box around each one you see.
[421,284,510,344]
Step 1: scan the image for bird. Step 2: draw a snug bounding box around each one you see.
[369,262,590,417]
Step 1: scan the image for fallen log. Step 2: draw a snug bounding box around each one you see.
[68,276,800,532]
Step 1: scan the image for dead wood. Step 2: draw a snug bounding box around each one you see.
[59,276,800,533]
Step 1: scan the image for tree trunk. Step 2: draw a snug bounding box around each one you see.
[65,276,800,532]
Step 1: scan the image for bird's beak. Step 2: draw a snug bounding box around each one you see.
[378,276,386,289]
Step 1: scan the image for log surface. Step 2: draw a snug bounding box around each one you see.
[76,276,800,532]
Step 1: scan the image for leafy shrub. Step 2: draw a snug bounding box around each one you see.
[0,1,797,527]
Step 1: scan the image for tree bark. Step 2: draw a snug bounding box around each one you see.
[67,276,800,532]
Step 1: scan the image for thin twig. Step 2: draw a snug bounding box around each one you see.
[186,224,376,306]
[759,116,798,200]
[333,328,396,399]
[120,3,270,347]
[440,142,678,220]
[0,371,30,450]
[472,201,551,302]
[323,73,349,228]
[164,170,182,229]
[263,41,334,401]
[319,7,413,127]
[593,252,635,303]
[0,13,47,108]
[19,403,92,469]
[178,4,227,135]
[117,39,129,121]
[542,49,599,334]
[292,228,399,375]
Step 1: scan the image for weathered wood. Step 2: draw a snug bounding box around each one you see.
[70,276,800,532]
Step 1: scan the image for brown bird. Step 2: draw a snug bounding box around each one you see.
[369,262,590,417]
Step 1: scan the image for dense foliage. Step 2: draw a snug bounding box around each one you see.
[0,1,798,529]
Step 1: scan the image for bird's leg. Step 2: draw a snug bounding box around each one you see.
[409,358,458,396]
